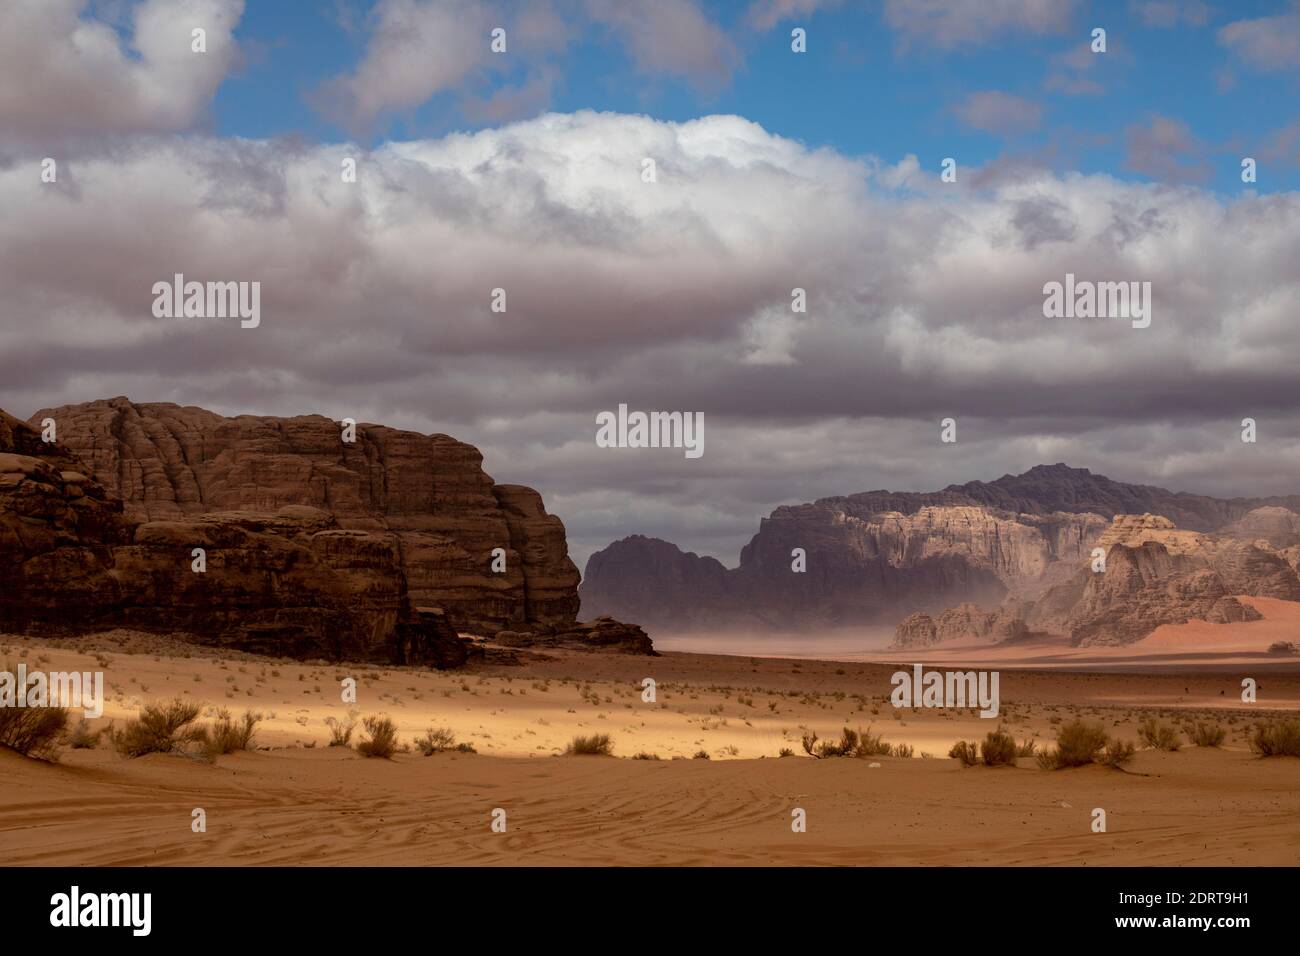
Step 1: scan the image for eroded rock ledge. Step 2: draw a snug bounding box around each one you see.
[2,401,650,664]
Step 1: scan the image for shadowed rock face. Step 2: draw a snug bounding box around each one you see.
[581,499,1108,631]
[2,408,469,666]
[581,464,1300,645]
[31,397,580,635]
[4,399,653,663]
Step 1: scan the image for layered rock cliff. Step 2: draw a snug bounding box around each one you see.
[581,464,1300,643]
[581,485,1108,631]
[4,398,650,662]
[905,509,1300,648]
[32,398,580,635]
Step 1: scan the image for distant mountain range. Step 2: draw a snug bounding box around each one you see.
[579,465,1300,644]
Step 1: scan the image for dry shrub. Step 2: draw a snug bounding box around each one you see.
[324,711,358,747]
[802,727,894,759]
[66,719,108,750]
[1035,721,1136,770]
[112,699,205,758]
[0,702,68,760]
[206,709,262,756]
[948,740,980,767]
[980,729,1018,767]
[1189,721,1226,748]
[1100,739,1136,767]
[414,726,457,755]
[1015,738,1037,758]
[356,716,398,758]
[1137,717,1182,751]
[565,733,613,756]
[1251,719,1300,757]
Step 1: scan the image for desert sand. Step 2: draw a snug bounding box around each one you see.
[2,625,1299,866]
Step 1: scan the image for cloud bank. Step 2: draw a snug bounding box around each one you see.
[2,109,1298,567]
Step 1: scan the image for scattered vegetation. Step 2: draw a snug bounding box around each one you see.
[355,716,399,758]
[1100,739,1136,768]
[413,727,475,755]
[692,749,710,760]
[565,733,614,756]
[948,740,980,767]
[949,729,1017,767]
[980,729,1018,767]
[205,709,262,756]
[415,727,454,755]
[1036,720,1133,770]
[801,727,894,759]
[1189,721,1226,748]
[324,711,358,747]
[1251,719,1300,757]
[1015,737,1038,758]
[1137,717,1182,752]
[66,718,106,750]
[0,700,68,760]
[112,698,205,758]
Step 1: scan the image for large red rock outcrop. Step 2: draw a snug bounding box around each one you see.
[31,398,580,635]
[1,408,469,665]
[5,399,653,663]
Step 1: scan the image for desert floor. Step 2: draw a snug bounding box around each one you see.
[2,628,1299,866]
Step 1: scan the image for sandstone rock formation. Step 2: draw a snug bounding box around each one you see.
[582,464,1300,645]
[495,616,656,655]
[5,399,651,663]
[892,604,1029,649]
[581,474,1111,631]
[1222,506,1300,548]
[923,512,1300,648]
[32,397,580,635]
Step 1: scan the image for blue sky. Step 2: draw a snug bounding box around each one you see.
[207,0,1300,192]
